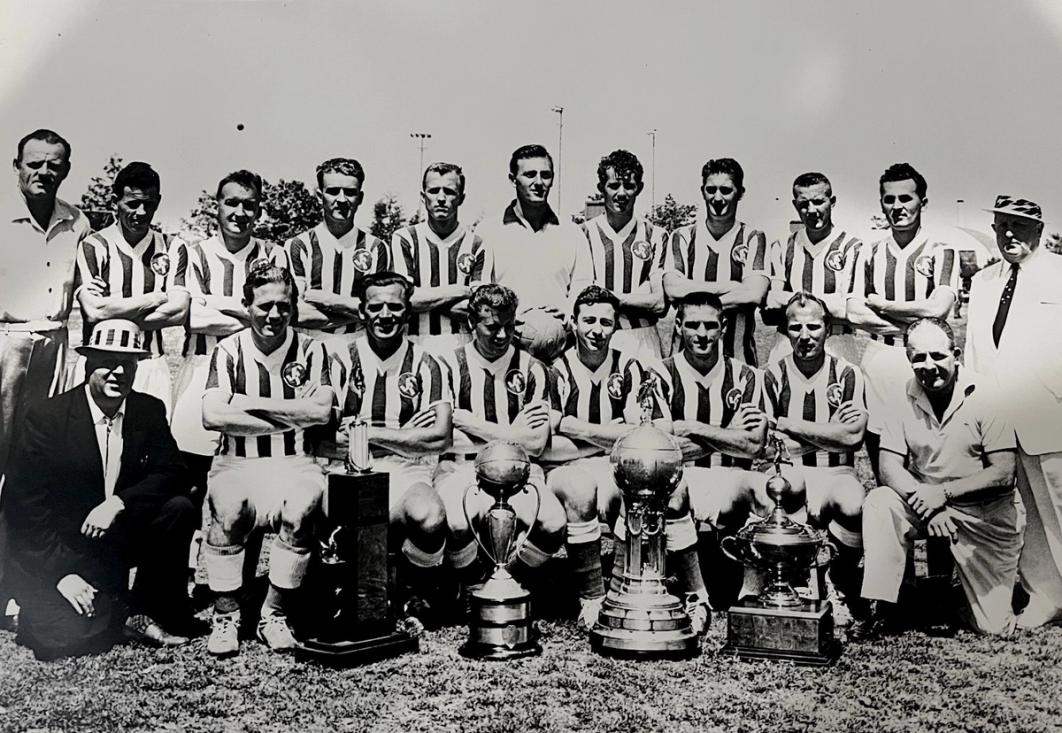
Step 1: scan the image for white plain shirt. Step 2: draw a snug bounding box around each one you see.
[85,387,125,498]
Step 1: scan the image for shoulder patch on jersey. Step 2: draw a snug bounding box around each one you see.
[825,249,846,272]
[352,249,374,273]
[397,371,421,399]
[631,239,652,261]
[606,372,626,400]
[504,369,526,396]
[725,386,743,410]
[914,254,935,277]
[281,361,309,389]
[826,382,843,408]
[457,252,476,274]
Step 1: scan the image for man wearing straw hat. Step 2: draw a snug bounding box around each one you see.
[2,319,199,659]
[965,194,1062,629]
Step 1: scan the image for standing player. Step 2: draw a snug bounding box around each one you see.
[544,286,709,632]
[476,145,591,362]
[658,292,769,608]
[327,272,452,618]
[391,163,490,357]
[846,163,958,481]
[662,158,770,365]
[764,172,862,365]
[568,150,667,361]
[762,293,868,607]
[74,162,190,414]
[284,158,389,347]
[435,284,567,591]
[200,264,333,657]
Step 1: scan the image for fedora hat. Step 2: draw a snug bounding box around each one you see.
[76,319,151,358]
[984,194,1044,223]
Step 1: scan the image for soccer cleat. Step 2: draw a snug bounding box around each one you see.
[207,610,241,657]
[256,612,298,652]
[684,592,711,636]
[576,596,604,632]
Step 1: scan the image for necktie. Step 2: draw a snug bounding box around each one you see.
[992,264,1019,347]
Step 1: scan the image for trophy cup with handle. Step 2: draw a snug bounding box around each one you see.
[459,440,543,660]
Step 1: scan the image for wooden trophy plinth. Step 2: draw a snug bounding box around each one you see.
[723,598,840,667]
[295,471,418,665]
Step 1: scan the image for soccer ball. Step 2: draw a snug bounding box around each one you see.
[516,308,568,362]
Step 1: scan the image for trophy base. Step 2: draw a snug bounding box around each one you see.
[589,586,700,660]
[459,640,543,661]
[722,597,841,667]
[590,631,700,660]
[295,630,419,666]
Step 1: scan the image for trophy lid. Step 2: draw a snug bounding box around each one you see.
[737,517,824,548]
[610,424,683,495]
[475,441,532,496]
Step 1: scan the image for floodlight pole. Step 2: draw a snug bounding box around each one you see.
[648,128,657,211]
[410,132,432,189]
[956,198,965,226]
[552,106,564,215]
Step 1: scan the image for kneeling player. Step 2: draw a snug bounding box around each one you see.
[545,286,709,631]
[327,272,452,619]
[201,264,334,656]
[762,293,868,607]
[436,285,567,592]
[659,292,769,609]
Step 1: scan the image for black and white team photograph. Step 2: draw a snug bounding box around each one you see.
[1,1,1062,731]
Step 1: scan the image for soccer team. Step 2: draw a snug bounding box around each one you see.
[2,127,1061,662]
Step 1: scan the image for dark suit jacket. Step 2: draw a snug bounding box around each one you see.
[2,386,187,595]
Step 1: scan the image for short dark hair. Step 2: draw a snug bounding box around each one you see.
[112,162,161,199]
[784,291,831,326]
[596,150,644,190]
[316,157,365,188]
[358,270,413,303]
[700,157,744,194]
[242,260,297,306]
[509,144,553,176]
[573,285,620,318]
[879,162,927,200]
[468,284,518,324]
[422,162,465,194]
[216,169,263,200]
[16,128,71,164]
[675,291,725,322]
[792,171,832,197]
[904,316,954,349]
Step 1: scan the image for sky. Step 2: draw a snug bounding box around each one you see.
[4,0,1062,242]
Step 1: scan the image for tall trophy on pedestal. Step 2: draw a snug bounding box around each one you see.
[460,441,543,660]
[720,438,840,666]
[295,411,419,664]
[590,412,700,659]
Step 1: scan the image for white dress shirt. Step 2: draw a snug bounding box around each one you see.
[85,387,125,498]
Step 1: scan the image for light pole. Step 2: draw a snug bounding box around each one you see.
[551,106,564,215]
[956,198,965,226]
[410,132,432,186]
[648,128,657,211]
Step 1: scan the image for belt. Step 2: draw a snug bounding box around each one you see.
[0,320,64,333]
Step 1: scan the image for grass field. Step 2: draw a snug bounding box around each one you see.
[6,308,1059,733]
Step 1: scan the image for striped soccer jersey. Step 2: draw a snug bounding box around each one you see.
[848,228,959,345]
[75,225,186,356]
[390,222,490,336]
[762,354,866,467]
[577,214,667,329]
[284,222,389,334]
[444,342,551,452]
[552,346,665,425]
[659,350,763,468]
[331,336,449,436]
[768,227,861,334]
[666,220,769,365]
[205,328,331,458]
[180,235,282,356]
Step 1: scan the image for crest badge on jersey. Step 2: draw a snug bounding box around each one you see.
[282,361,309,389]
[724,387,744,411]
[825,250,846,272]
[397,372,421,400]
[826,382,844,408]
[606,372,626,400]
[630,240,652,261]
[352,249,374,273]
[731,242,749,265]
[504,369,526,397]
[249,257,271,273]
[457,252,476,275]
[914,255,935,278]
[150,252,171,277]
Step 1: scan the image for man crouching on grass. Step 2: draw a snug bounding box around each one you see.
[201,263,334,657]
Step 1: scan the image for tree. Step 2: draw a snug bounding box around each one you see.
[647,194,697,232]
[179,178,322,245]
[370,193,408,243]
[78,154,123,231]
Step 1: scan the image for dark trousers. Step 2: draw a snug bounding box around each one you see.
[14,495,197,660]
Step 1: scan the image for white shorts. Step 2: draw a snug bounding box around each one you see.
[170,354,219,456]
[320,453,438,510]
[209,454,325,529]
[436,458,547,524]
[684,466,759,530]
[545,454,621,521]
[70,353,173,418]
[409,332,472,361]
[611,326,662,363]
[860,340,912,435]
[775,464,865,520]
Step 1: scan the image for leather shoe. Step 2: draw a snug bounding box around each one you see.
[124,615,190,647]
